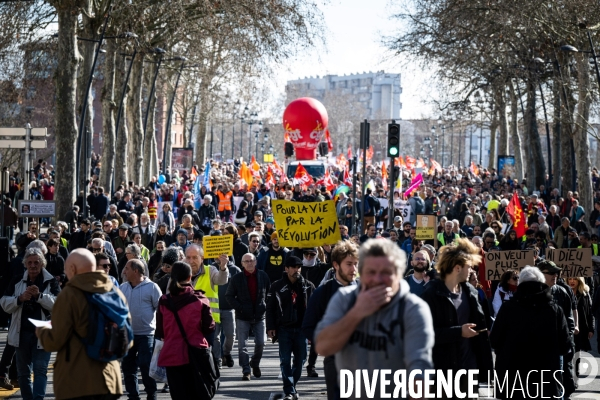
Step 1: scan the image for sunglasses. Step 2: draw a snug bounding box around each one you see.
[304,252,317,257]
[250,240,260,244]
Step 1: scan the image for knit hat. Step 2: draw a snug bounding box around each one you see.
[177,229,188,238]
[162,247,180,265]
[266,217,275,225]
[284,256,303,267]
[271,231,278,240]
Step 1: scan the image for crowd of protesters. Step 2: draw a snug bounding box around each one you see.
[0,153,597,400]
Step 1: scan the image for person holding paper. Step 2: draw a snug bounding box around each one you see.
[0,248,60,400]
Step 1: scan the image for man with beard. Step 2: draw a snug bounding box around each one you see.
[198,195,217,235]
[302,241,358,400]
[315,240,434,398]
[406,250,430,296]
[152,223,173,248]
[147,241,165,278]
[267,256,315,400]
[257,232,289,285]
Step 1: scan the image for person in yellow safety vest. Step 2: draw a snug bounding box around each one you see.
[185,244,229,324]
[132,232,150,262]
[437,221,460,248]
[217,184,234,222]
[578,232,599,255]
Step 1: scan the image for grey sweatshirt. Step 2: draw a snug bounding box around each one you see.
[314,280,434,399]
[120,277,162,335]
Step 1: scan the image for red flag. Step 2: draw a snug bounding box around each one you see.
[325,129,333,152]
[343,168,353,186]
[405,156,416,169]
[366,146,374,162]
[265,166,276,189]
[272,159,284,176]
[316,169,336,191]
[416,158,425,168]
[506,192,527,237]
[293,163,314,186]
[430,158,442,173]
[347,145,352,160]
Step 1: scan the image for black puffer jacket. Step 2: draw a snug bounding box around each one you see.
[490,281,570,399]
[266,273,314,331]
[225,269,270,322]
[421,279,493,377]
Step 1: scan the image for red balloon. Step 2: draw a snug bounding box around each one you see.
[283,97,329,160]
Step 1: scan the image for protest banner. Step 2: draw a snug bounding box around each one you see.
[18,200,56,217]
[394,200,411,222]
[484,250,535,281]
[272,199,341,247]
[415,215,436,240]
[203,235,234,259]
[546,248,593,278]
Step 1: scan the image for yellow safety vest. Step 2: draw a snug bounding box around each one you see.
[577,244,599,256]
[194,269,220,323]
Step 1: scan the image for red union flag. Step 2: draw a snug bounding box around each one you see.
[316,169,336,191]
[293,163,314,186]
[506,192,527,237]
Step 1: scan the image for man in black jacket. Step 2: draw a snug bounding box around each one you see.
[301,241,358,400]
[257,232,289,284]
[67,219,92,251]
[266,256,315,400]
[421,238,493,394]
[225,253,270,381]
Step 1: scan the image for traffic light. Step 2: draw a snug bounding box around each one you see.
[284,142,294,157]
[318,142,328,157]
[387,123,400,157]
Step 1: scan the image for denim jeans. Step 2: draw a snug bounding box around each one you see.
[122,334,157,400]
[278,327,307,395]
[213,309,235,361]
[236,319,265,375]
[15,331,51,400]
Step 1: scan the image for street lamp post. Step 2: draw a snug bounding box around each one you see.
[231,100,241,159]
[430,124,436,164]
[450,119,455,166]
[221,100,228,159]
[440,121,445,166]
[209,123,214,158]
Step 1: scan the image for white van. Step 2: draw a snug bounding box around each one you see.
[286,160,326,180]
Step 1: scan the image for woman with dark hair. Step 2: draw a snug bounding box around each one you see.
[492,269,519,316]
[498,230,520,251]
[156,262,216,400]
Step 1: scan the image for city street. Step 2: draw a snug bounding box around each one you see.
[0,328,599,399]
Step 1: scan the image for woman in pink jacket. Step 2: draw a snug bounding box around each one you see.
[156,261,215,399]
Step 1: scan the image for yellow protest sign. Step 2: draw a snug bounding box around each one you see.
[415,214,436,240]
[203,235,234,259]
[272,200,341,247]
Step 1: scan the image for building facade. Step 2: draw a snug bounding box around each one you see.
[286,71,402,120]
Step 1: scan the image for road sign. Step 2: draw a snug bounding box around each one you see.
[0,140,47,149]
[0,128,47,137]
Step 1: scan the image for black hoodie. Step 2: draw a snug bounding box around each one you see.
[490,281,571,399]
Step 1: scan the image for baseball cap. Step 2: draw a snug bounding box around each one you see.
[284,256,303,268]
[303,247,318,255]
[537,260,562,274]
[394,216,402,222]
[119,224,129,230]
[254,211,263,216]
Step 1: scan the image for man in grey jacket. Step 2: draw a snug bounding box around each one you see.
[120,259,162,400]
[315,239,434,399]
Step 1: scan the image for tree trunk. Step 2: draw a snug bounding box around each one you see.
[552,83,562,191]
[488,107,498,170]
[496,84,509,156]
[142,63,157,185]
[508,79,524,182]
[574,52,593,231]
[525,79,546,189]
[115,54,129,189]
[194,81,211,166]
[53,5,81,221]
[100,40,116,192]
[127,58,144,185]
[77,2,95,191]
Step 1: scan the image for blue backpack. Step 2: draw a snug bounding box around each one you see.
[77,288,133,362]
